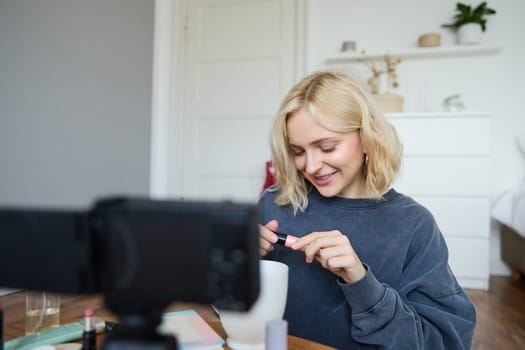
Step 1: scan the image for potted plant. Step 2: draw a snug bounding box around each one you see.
[442,2,496,45]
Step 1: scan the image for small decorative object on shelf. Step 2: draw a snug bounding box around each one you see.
[359,50,404,113]
[442,2,496,45]
[417,32,441,47]
[443,94,465,112]
[341,40,357,52]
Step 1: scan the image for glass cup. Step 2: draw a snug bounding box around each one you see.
[25,291,61,334]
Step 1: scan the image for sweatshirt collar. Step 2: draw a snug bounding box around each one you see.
[311,187,400,209]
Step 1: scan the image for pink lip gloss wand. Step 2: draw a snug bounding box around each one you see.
[82,308,96,350]
[275,232,298,248]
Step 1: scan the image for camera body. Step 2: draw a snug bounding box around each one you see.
[0,197,260,313]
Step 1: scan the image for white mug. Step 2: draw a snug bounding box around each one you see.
[219,260,289,350]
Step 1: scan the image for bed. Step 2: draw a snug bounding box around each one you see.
[500,224,525,279]
[492,181,525,280]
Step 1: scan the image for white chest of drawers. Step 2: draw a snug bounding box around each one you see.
[387,112,490,290]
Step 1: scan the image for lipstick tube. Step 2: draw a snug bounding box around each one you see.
[82,308,96,350]
[275,232,298,248]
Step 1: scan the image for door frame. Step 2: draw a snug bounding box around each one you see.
[149,0,307,198]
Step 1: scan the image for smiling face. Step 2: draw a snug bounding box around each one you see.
[286,107,367,199]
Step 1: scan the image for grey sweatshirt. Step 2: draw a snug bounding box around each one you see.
[259,188,476,349]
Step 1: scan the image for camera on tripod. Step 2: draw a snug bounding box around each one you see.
[0,197,261,349]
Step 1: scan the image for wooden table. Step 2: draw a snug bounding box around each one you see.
[1,291,335,350]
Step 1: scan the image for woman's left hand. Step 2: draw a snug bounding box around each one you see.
[291,230,366,284]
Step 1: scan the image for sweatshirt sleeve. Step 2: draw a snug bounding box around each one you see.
[338,218,476,349]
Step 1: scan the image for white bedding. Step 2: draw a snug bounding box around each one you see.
[492,181,525,238]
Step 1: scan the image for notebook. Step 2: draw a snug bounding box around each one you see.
[159,310,225,350]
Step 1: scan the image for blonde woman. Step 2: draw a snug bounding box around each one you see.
[258,71,475,349]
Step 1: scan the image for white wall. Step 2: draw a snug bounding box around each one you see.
[0,0,155,296]
[0,0,154,208]
[305,0,525,275]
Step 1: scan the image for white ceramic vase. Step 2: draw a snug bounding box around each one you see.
[457,23,482,45]
[377,73,389,94]
[219,260,289,350]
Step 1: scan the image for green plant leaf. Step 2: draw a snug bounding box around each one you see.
[442,1,496,31]
[457,3,471,15]
[472,1,487,15]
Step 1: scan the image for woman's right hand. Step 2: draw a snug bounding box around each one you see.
[259,219,279,256]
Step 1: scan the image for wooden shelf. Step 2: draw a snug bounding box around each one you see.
[326,45,501,64]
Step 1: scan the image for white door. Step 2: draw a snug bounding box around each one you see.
[180,0,298,202]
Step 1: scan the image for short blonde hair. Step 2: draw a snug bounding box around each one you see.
[269,71,403,213]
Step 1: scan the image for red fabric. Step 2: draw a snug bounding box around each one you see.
[260,160,276,197]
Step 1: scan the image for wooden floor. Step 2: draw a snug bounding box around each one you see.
[466,275,525,350]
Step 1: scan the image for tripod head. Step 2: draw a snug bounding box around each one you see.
[0,197,261,350]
